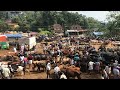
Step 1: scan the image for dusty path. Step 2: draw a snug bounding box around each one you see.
[14,72,101,79]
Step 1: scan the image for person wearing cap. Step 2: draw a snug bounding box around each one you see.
[46,61,51,79]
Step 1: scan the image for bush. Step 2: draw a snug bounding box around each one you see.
[39,30,52,36]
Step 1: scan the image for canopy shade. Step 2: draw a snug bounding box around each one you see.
[93,32,104,36]
[67,30,87,32]
[5,34,22,38]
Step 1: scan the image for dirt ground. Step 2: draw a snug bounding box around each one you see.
[0,42,115,79]
[13,72,101,79]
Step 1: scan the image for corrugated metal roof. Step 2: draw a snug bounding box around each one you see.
[67,30,87,32]
[93,32,104,36]
[4,34,22,38]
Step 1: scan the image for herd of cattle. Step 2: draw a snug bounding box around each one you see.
[0,36,120,79]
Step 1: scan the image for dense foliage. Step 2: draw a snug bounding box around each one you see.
[2,11,120,38]
[0,11,105,32]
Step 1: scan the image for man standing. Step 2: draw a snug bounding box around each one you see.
[95,61,100,73]
[20,44,25,55]
[88,61,94,74]
[27,54,33,71]
[102,68,109,79]
[46,61,51,79]
[73,53,80,67]
[54,64,60,79]
[13,47,17,54]
[105,65,111,78]
[20,55,24,66]
[113,67,120,79]
[57,48,61,56]
[23,56,28,75]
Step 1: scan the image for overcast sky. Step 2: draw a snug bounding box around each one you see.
[69,11,109,22]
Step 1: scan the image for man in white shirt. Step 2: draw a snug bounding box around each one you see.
[21,45,24,54]
[13,47,17,53]
[105,65,111,77]
[20,55,24,61]
[70,59,74,65]
[113,68,120,79]
[46,61,51,79]
[54,64,60,79]
[57,49,61,56]
[102,69,109,79]
[20,55,25,65]
[43,46,47,54]
[51,50,54,56]
[88,61,94,74]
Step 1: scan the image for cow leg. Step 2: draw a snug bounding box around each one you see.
[33,64,37,72]
[66,74,70,79]
[46,70,50,79]
[21,71,24,76]
[37,66,41,72]
[43,67,44,72]
[41,67,44,72]
[23,68,26,75]
[0,71,3,79]
[44,67,46,72]
[10,72,14,79]
[77,74,81,79]
[67,76,70,79]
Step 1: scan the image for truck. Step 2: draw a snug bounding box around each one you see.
[18,36,36,50]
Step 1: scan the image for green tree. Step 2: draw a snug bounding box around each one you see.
[0,20,10,32]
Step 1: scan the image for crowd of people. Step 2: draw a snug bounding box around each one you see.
[0,36,120,79]
[43,36,120,79]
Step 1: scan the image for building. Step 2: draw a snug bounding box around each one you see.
[66,25,87,37]
[52,24,64,35]
[70,25,82,30]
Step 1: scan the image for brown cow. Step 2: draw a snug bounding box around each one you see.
[60,65,81,79]
[32,60,46,72]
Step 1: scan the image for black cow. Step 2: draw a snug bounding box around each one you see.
[32,54,48,61]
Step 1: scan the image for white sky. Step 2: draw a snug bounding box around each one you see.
[69,11,109,22]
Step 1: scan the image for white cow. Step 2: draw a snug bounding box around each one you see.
[16,66,24,76]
